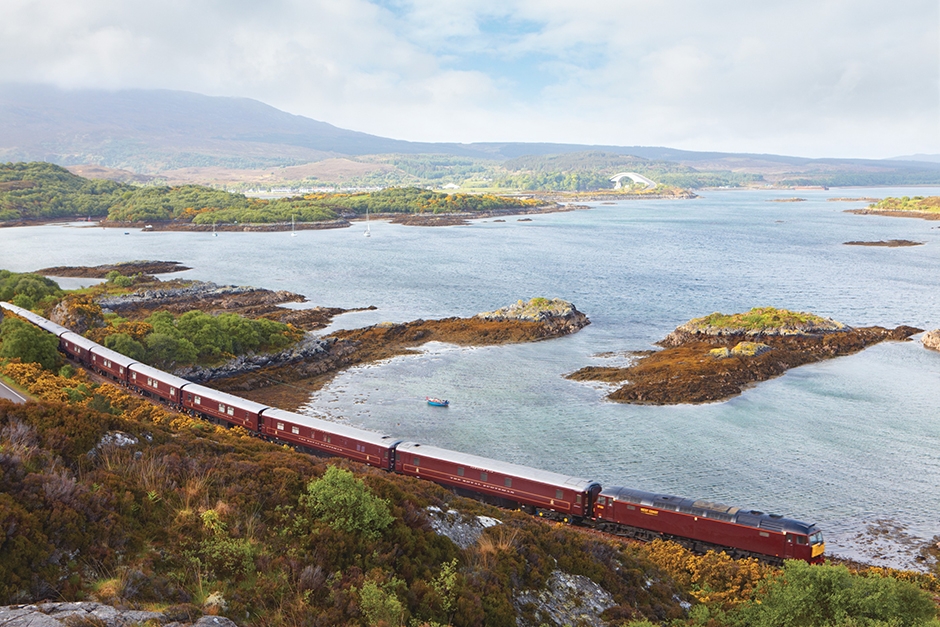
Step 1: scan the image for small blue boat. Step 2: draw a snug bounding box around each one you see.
[426,397,449,407]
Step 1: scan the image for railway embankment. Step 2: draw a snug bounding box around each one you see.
[567,307,921,405]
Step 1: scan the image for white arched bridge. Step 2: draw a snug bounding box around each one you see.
[610,172,656,190]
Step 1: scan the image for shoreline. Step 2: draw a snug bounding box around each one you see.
[846,209,940,221]
[568,323,922,405]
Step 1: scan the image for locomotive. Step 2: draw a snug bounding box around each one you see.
[0,301,825,564]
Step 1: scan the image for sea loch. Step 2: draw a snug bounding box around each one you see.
[2,187,939,568]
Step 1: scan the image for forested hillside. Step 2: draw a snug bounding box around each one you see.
[0,163,545,224]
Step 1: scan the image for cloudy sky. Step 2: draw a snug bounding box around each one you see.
[2,0,938,159]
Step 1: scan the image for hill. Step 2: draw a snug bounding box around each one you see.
[3,84,940,189]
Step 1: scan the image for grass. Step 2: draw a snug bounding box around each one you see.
[684,307,843,333]
[870,196,940,214]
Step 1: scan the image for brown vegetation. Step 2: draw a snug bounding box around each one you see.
[843,240,924,247]
[217,314,588,409]
[568,325,922,405]
[37,261,192,278]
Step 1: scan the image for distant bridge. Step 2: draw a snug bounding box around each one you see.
[610,172,656,190]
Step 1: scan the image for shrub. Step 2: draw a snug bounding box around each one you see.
[0,317,60,369]
[299,466,394,539]
[731,560,938,627]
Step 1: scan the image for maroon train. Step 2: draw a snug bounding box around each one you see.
[0,302,825,564]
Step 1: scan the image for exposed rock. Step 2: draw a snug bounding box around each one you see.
[425,506,501,549]
[660,307,848,347]
[96,431,139,449]
[173,333,329,383]
[731,341,773,357]
[476,298,590,336]
[514,570,616,627]
[0,602,231,627]
[96,282,305,314]
[49,298,105,335]
[201,592,227,614]
[923,330,940,352]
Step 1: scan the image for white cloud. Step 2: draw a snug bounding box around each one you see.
[0,0,936,157]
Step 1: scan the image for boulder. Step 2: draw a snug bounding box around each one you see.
[923,329,940,352]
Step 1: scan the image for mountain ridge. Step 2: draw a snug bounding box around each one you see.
[2,83,940,185]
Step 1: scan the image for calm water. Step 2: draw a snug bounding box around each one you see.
[3,188,939,567]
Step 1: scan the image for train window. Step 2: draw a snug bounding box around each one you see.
[480,472,488,482]
[413,457,420,466]
[326,435,332,443]
[277,422,284,430]
[147,378,154,386]
[457,467,464,476]
[169,387,174,394]
[597,497,606,505]
[810,532,824,545]
[194,396,202,405]
[795,535,808,545]
[227,407,234,416]
[120,368,124,374]
[219,403,225,412]
[132,372,137,380]
[291,426,300,435]
[504,477,512,487]
[576,494,582,505]
[627,504,636,510]
[555,489,563,500]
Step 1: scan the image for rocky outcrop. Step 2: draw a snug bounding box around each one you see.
[49,297,104,334]
[923,330,940,352]
[174,333,330,383]
[425,506,502,549]
[97,282,305,314]
[475,298,590,336]
[513,571,616,627]
[660,307,848,347]
[0,603,237,627]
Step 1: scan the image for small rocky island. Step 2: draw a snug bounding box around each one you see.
[43,266,590,409]
[843,240,923,247]
[219,297,590,408]
[567,307,921,404]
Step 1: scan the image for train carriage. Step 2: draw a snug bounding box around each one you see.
[593,486,825,564]
[59,332,100,366]
[260,408,401,470]
[88,344,138,382]
[181,382,269,431]
[395,442,601,520]
[0,300,828,565]
[0,302,72,338]
[128,362,190,405]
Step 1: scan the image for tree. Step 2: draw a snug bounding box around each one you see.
[0,317,59,370]
[104,333,146,361]
[299,466,393,539]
